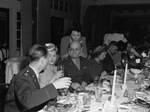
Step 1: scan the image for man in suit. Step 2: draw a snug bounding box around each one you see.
[5,45,71,112]
[102,41,118,75]
[59,40,91,90]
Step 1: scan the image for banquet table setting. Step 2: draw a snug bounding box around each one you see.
[38,65,150,112]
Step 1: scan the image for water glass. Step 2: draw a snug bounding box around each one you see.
[95,87,103,102]
[142,68,149,78]
[83,93,91,110]
[128,90,135,101]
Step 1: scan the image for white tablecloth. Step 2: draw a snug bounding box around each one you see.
[38,80,139,112]
[38,70,148,112]
[5,57,29,83]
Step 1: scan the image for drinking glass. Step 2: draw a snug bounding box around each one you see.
[128,90,135,101]
[142,68,149,78]
[57,64,64,71]
[95,86,103,102]
[57,65,65,77]
[83,93,91,110]
[57,65,68,96]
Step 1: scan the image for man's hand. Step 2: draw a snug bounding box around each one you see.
[49,71,64,83]
[52,77,71,89]
[71,83,81,89]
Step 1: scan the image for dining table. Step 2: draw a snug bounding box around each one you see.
[38,69,150,112]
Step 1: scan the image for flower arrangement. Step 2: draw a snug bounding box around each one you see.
[122,52,144,70]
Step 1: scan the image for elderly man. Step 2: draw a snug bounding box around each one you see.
[59,40,91,90]
[102,41,118,74]
[5,45,71,112]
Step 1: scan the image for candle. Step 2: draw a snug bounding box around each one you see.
[111,68,117,103]
[124,62,128,85]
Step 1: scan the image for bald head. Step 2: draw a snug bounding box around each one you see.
[70,40,81,49]
[69,40,82,58]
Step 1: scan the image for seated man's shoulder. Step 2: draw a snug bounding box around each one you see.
[17,68,30,78]
[12,68,30,83]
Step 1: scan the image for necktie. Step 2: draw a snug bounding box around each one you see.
[76,59,80,70]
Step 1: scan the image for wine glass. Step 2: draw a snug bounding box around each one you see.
[57,65,64,77]
[95,86,103,102]
[57,65,69,96]
[57,65,64,71]
[130,68,143,78]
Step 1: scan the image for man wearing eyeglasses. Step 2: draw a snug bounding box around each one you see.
[58,40,91,90]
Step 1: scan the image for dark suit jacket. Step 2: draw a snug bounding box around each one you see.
[59,56,91,85]
[5,66,58,112]
[102,52,115,74]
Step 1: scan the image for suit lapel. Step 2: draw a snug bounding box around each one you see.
[68,56,80,71]
[80,57,85,73]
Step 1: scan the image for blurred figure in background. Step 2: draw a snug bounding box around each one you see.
[88,45,107,80]
[60,24,87,59]
[112,40,127,68]
[102,41,118,75]
[125,42,142,58]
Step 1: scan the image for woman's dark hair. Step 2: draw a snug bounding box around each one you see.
[117,41,127,51]
[69,24,82,35]
[28,45,48,62]
[92,46,107,58]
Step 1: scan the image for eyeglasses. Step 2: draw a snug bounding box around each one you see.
[69,48,81,52]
